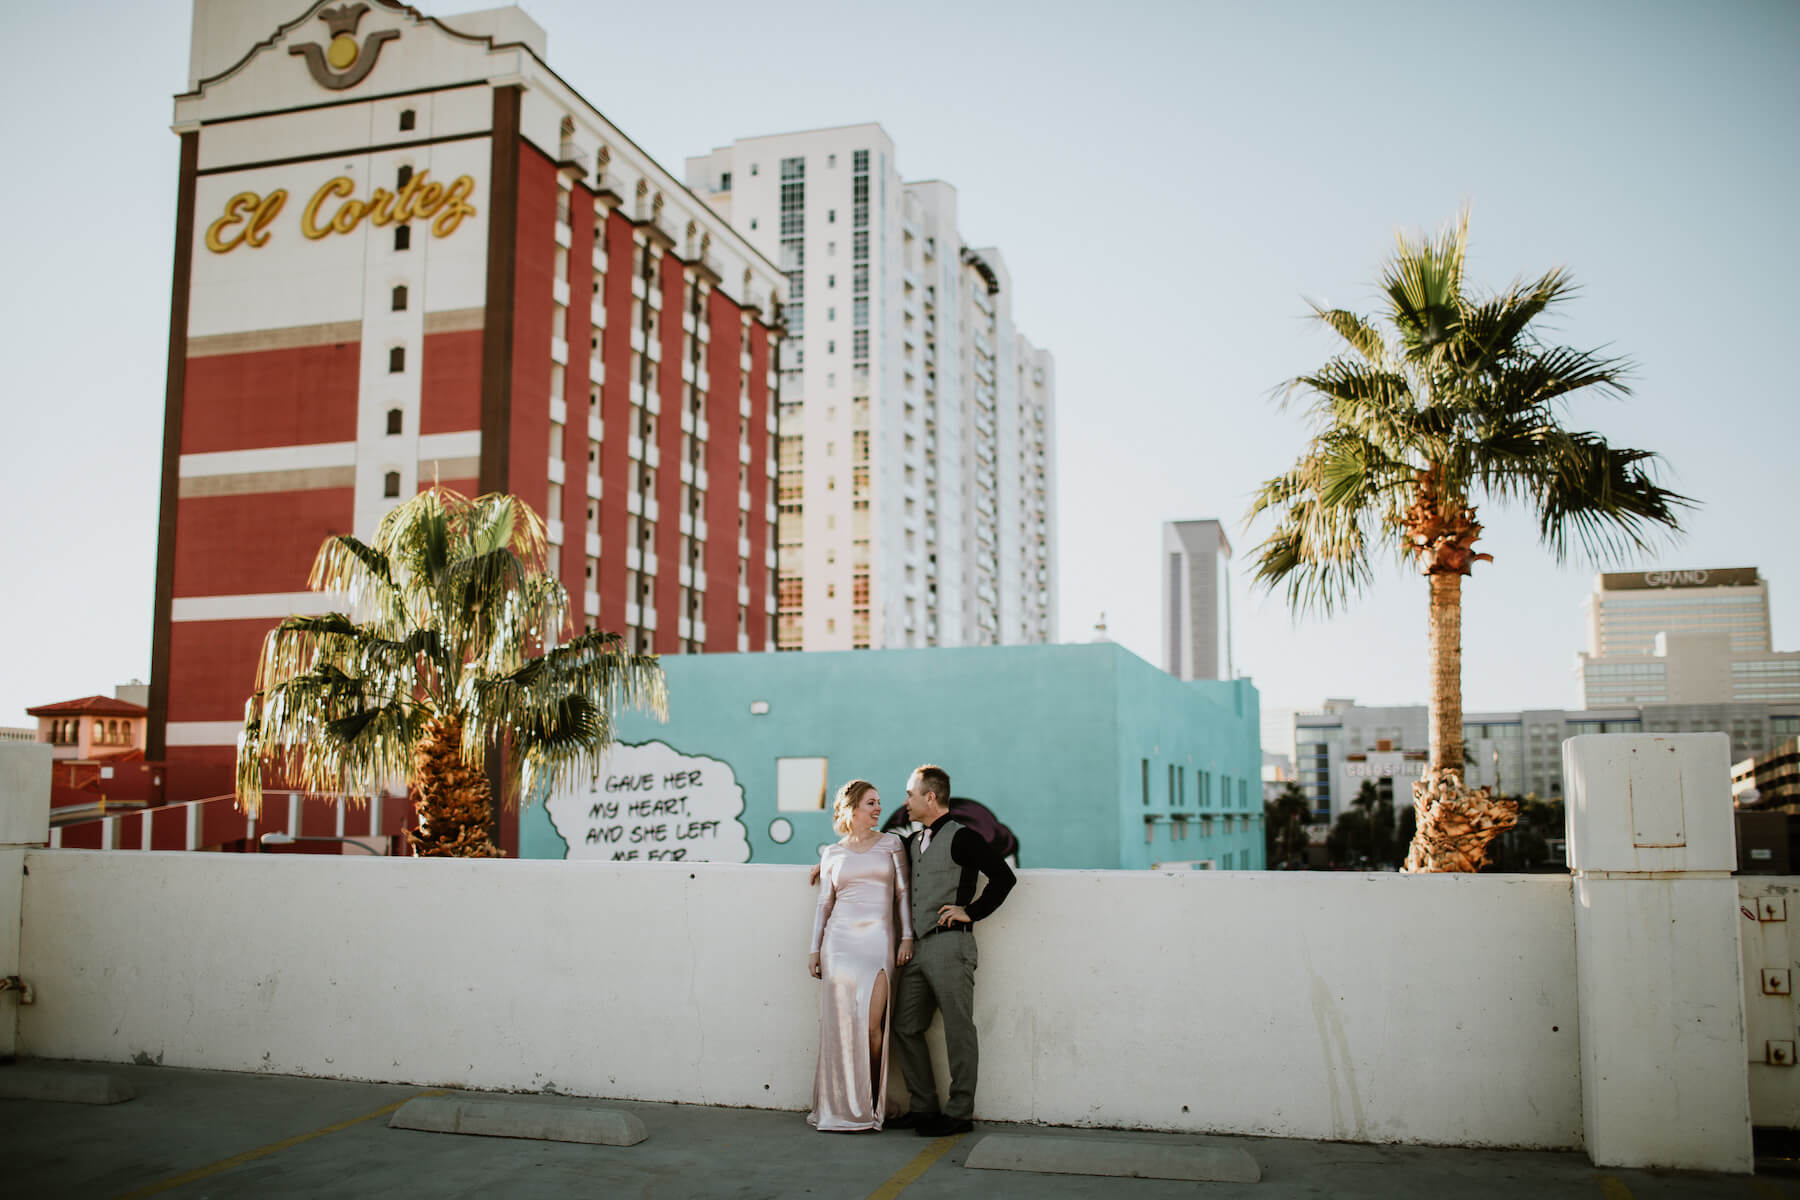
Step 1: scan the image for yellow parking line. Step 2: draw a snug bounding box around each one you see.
[867,1132,967,1199]
[115,1088,448,1198]
[1596,1177,1632,1200]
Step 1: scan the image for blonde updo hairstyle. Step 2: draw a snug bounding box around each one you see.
[832,779,878,837]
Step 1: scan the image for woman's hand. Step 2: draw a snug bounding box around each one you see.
[808,953,822,980]
[896,937,914,967]
[808,864,821,887]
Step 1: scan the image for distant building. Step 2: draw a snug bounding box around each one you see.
[1735,737,1800,813]
[1161,520,1233,681]
[151,1,787,848]
[1293,697,1800,820]
[1577,568,1800,706]
[519,643,1265,871]
[25,690,163,826]
[686,126,1058,650]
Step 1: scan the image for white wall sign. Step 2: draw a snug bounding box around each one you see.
[544,741,750,863]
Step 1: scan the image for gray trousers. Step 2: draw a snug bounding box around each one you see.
[893,928,978,1119]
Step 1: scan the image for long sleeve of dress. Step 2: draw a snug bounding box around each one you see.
[809,851,837,954]
[889,835,914,941]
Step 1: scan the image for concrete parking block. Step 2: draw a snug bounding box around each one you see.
[964,1133,1260,1183]
[389,1095,648,1146]
[0,1064,135,1105]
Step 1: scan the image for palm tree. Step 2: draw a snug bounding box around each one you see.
[1249,213,1689,872]
[235,487,666,856]
[1264,782,1312,867]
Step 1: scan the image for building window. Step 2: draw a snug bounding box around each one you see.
[399,108,415,132]
[389,346,405,373]
[391,284,408,311]
[828,209,836,224]
[749,218,757,230]
[383,471,401,498]
[750,163,758,176]
[395,224,411,251]
[719,171,731,191]
[386,408,403,435]
[396,164,413,189]
[852,149,869,172]
[1141,759,1150,806]
[828,153,836,168]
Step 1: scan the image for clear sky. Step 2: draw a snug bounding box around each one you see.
[2,0,1796,729]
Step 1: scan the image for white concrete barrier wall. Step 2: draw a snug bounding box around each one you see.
[17,852,1581,1148]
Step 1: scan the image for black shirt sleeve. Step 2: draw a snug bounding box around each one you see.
[950,826,1016,922]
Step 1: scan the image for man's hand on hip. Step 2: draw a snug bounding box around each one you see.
[936,904,970,928]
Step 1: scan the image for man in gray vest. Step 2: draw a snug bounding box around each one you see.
[888,763,1016,1137]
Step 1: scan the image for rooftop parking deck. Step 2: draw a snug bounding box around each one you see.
[0,1062,1783,1199]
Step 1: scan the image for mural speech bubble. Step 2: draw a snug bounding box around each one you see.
[544,740,751,863]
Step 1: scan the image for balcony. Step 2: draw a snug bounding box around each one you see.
[549,397,567,426]
[694,567,708,592]
[678,615,692,639]
[645,497,659,523]
[590,355,604,387]
[631,276,647,301]
[738,442,751,465]
[680,408,694,434]
[628,434,644,461]
[630,327,646,354]
[553,220,572,250]
[583,588,599,616]
[696,367,710,392]
[694,466,709,492]
[679,461,694,487]
[694,619,707,642]
[626,491,643,517]
[642,605,657,630]
[586,472,601,500]
[547,458,565,485]
[739,393,751,419]
[737,536,751,559]
[696,417,710,442]
[738,583,750,607]
[645,443,660,469]
[550,337,568,365]
[593,244,608,272]
[679,511,693,536]
[740,348,753,371]
[591,300,606,328]
[737,488,751,511]
[625,600,640,625]
[586,530,601,558]
[552,277,571,308]
[546,518,563,545]
[694,517,708,541]
[738,631,750,651]
[643,550,659,575]
[588,411,604,441]
[681,359,695,384]
[679,562,693,587]
[646,337,662,364]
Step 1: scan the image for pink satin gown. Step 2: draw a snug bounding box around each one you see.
[808,832,914,1131]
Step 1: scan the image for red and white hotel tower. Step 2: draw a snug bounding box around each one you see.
[149,1,785,838]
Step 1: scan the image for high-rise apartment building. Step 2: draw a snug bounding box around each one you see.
[149,1,785,835]
[1161,520,1234,681]
[1576,568,1800,706]
[685,126,1057,650]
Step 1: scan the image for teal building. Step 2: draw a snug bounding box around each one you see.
[520,642,1264,870]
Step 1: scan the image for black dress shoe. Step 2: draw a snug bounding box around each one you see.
[884,1111,930,1130]
[917,1114,974,1137]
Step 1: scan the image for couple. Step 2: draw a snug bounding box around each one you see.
[806,764,1016,1136]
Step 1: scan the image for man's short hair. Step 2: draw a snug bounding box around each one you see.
[913,764,950,808]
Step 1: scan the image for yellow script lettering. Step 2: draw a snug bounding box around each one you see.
[303,177,354,240]
[432,176,478,237]
[205,192,259,253]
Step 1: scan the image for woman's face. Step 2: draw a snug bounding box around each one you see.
[853,788,881,835]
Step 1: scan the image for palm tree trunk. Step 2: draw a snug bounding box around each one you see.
[1404,570,1518,872]
[408,716,501,858]
[1427,571,1463,777]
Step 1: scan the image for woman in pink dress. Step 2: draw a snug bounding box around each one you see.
[807,779,914,1131]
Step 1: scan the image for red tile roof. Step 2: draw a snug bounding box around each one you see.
[26,695,149,717]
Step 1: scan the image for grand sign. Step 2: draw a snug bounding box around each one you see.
[204,170,478,253]
[1602,568,1758,591]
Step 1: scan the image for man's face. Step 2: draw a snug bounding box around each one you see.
[904,772,933,823]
